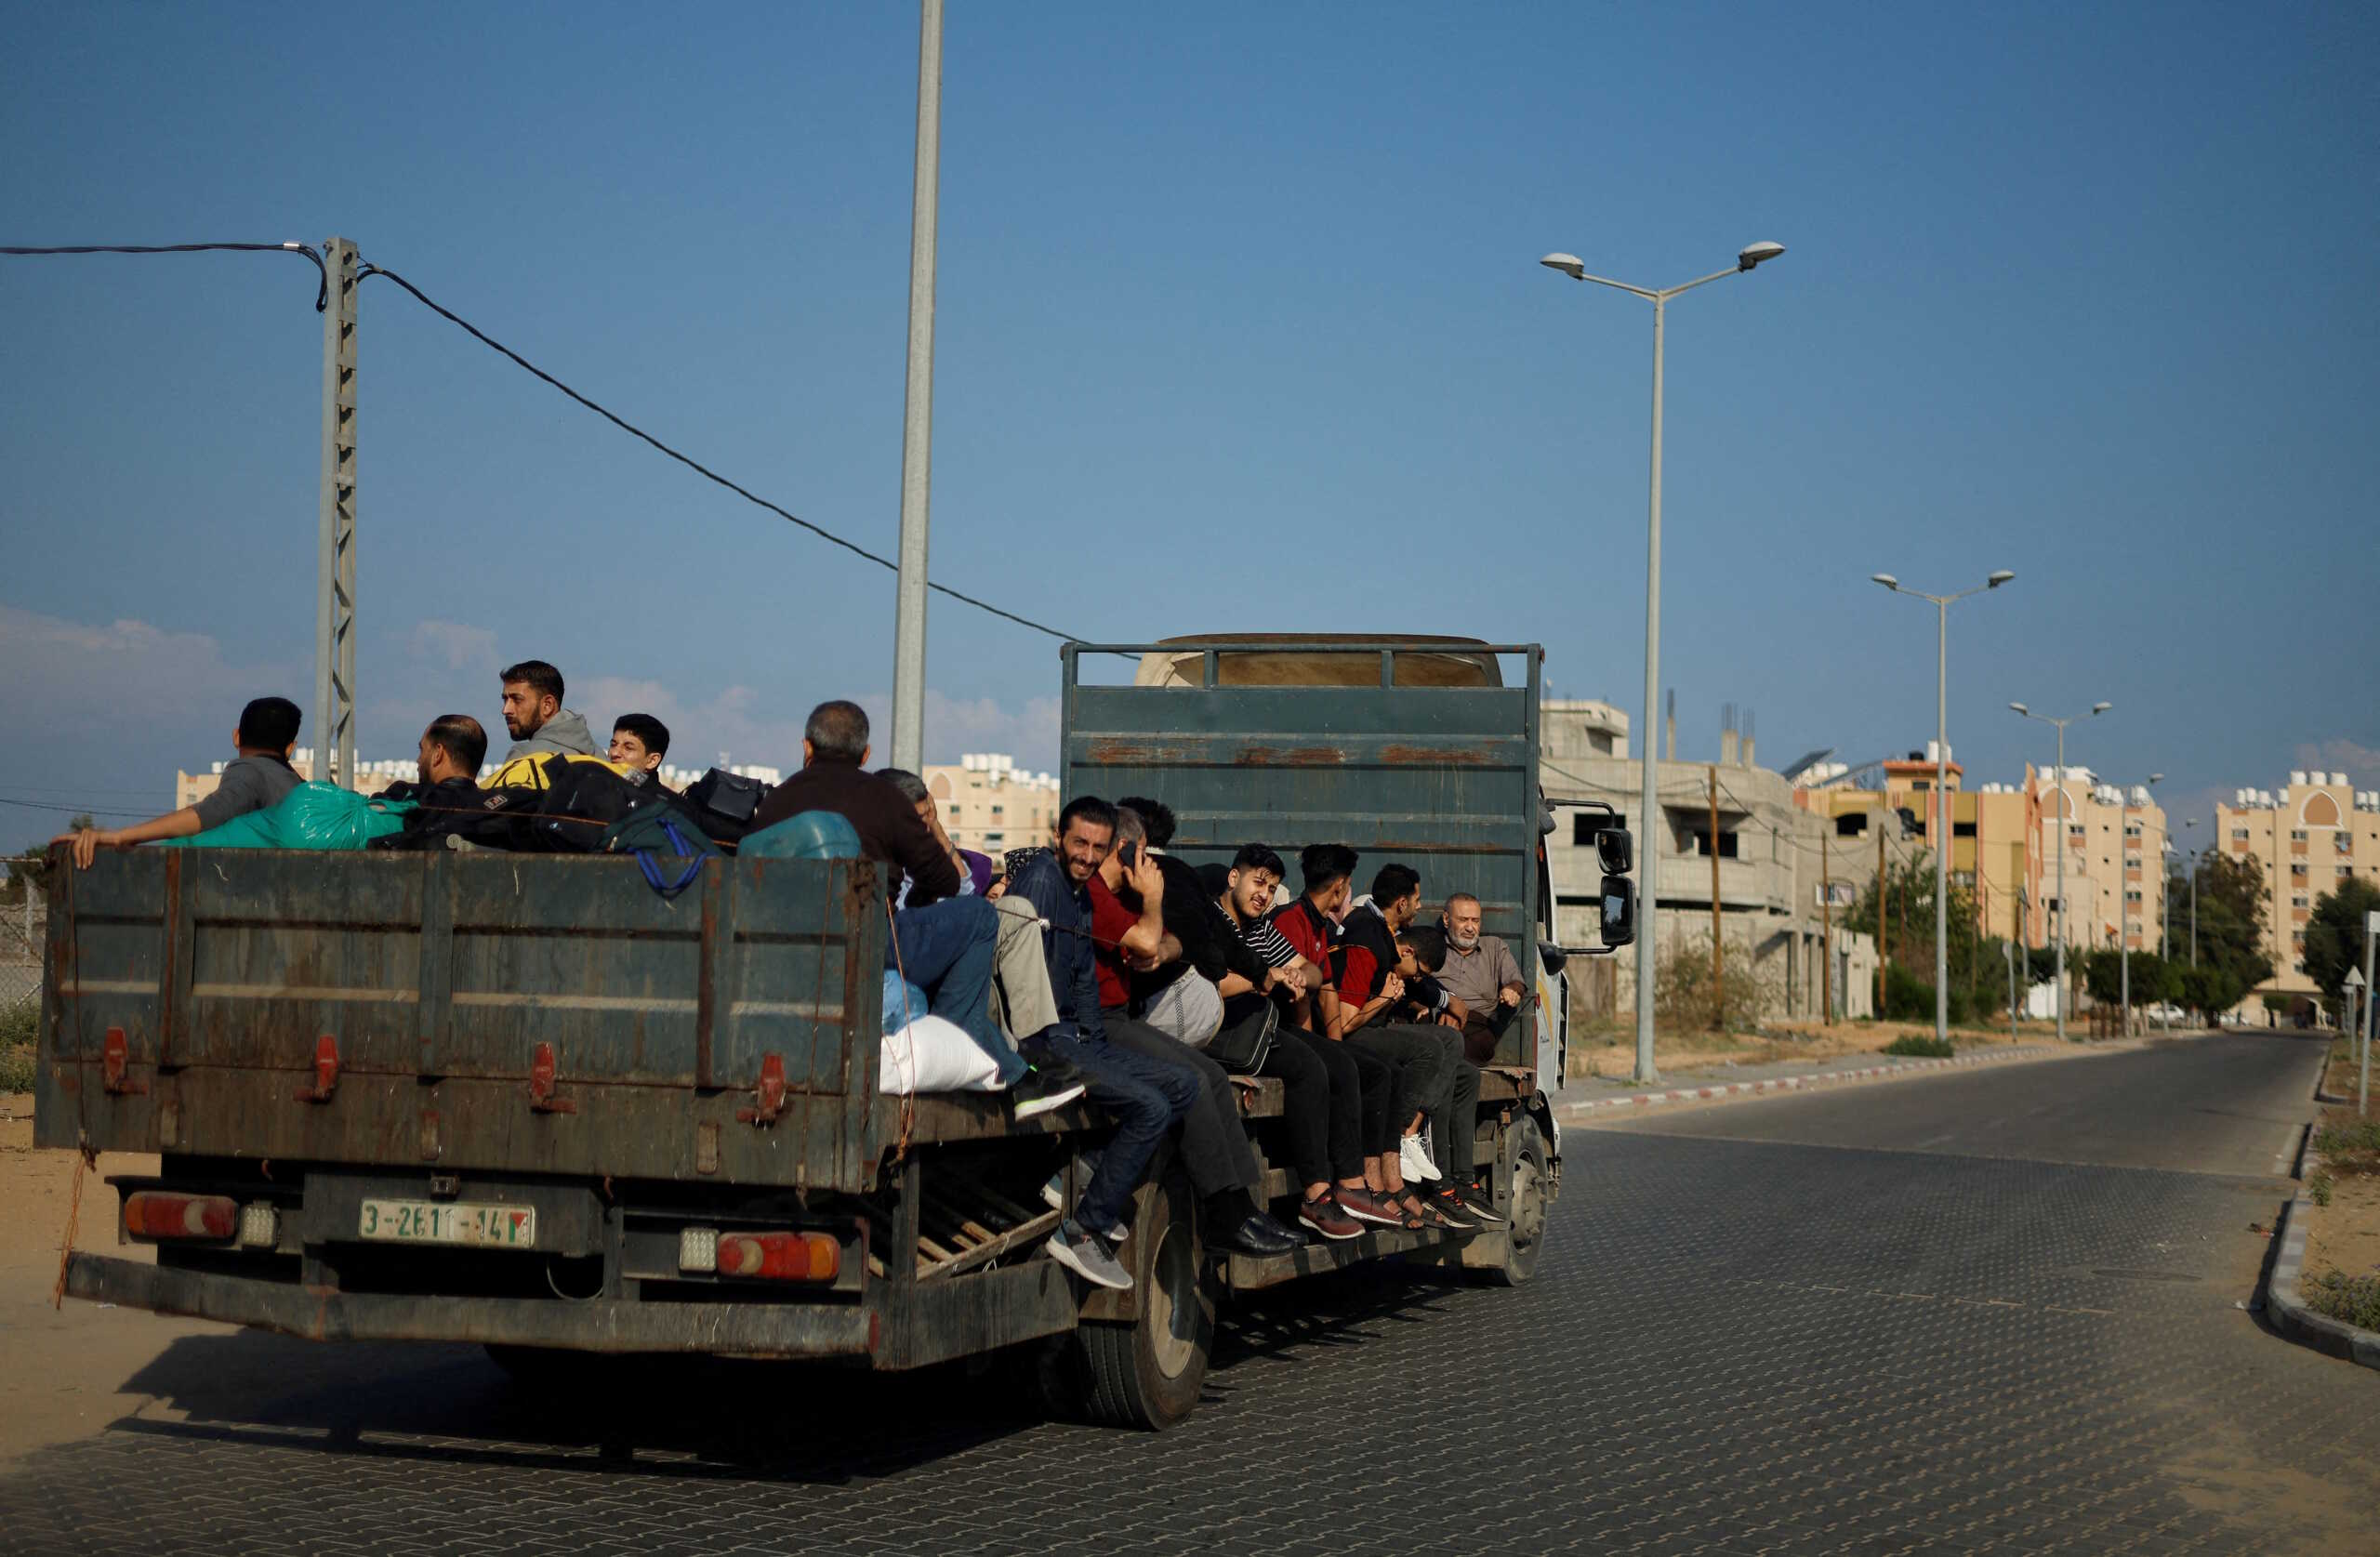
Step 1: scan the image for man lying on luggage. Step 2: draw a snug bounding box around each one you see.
[498,660,598,760]
[52,696,303,868]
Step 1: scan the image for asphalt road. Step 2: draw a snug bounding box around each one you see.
[3,1031,2373,1555]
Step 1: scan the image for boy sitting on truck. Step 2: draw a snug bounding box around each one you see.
[54,695,304,869]
[1270,845,1448,1232]
[607,713,670,787]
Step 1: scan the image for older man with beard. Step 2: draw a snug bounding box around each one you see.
[1436,891,1527,1065]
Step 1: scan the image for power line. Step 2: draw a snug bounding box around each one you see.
[354,263,1085,643]
[1,242,328,310]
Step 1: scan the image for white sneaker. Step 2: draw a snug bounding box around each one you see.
[1399,1132,1442,1183]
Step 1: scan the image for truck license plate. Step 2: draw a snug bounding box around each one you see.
[359,1198,536,1248]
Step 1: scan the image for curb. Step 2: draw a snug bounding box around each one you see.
[2261,1177,2380,1372]
[1554,1041,2077,1120]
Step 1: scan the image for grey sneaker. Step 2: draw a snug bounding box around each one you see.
[1045,1220,1132,1289]
[1039,1149,1104,1212]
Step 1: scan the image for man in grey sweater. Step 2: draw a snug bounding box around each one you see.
[498,659,598,760]
[54,696,305,867]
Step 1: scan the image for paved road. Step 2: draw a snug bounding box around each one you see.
[4,1032,2373,1555]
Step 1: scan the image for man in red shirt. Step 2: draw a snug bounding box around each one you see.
[1086,808,1302,1257]
[1272,845,1466,1233]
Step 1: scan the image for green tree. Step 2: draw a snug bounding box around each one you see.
[2302,878,2380,1008]
[1851,853,1989,994]
[2169,851,2274,1012]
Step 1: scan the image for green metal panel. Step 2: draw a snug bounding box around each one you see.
[1061,640,1546,1069]
[36,851,889,1192]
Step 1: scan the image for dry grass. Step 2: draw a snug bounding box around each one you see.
[1563,1016,2060,1080]
[2299,1084,2380,1333]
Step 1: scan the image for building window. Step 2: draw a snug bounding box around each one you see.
[2290,829,2307,842]
[2231,828,2249,841]
[1952,821,1977,838]
[2293,894,2309,907]
[2292,863,2308,877]
[1833,812,1869,838]
[2125,890,2142,904]
[2124,824,2142,838]
[1686,828,1740,859]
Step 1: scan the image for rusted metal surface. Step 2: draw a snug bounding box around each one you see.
[38,852,887,1192]
[1063,638,1550,1071]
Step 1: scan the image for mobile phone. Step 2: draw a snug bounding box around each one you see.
[1118,841,1138,868]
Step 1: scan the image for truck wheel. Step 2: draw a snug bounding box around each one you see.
[1475,1117,1549,1287]
[1075,1168,1211,1430]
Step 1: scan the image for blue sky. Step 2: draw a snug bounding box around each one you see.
[4,1,2374,851]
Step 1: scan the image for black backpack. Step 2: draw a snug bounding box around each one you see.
[682,768,774,843]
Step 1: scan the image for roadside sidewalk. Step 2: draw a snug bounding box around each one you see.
[1549,1035,2195,1124]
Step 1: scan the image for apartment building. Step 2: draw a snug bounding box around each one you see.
[2024,766,2167,956]
[2213,771,2380,1006]
[924,753,1061,858]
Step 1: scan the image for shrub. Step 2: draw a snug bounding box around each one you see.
[2301,1269,2380,1332]
[2312,1120,2380,1157]
[0,1045,33,1095]
[2307,1169,2334,1208]
[0,998,33,1050]
[1884,1034,1955,1059]
[1652,943,1766,1034]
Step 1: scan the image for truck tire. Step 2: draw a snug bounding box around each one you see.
[1074,1167,1211,1430]
[1474,1116,1549,1287]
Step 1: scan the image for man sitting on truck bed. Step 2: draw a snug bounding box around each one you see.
[1437,892,1527,1065]
[1271,845,1450,1232]
[54,695,304,868]
[1084,804,1305,1258]
[497,660,599,760]
[1009,797,1204,1289]
[607,713,670,787]
[1342,867,1500,1227]
[750,702,1081,1121]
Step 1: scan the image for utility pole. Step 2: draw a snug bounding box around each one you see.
[313,236,360,788]
[2361,909,2377,1116]
[1820,826,1833,1024]
[1708,763,1723,1012]
[889,0,945,774]
[1876,814,1889,1015]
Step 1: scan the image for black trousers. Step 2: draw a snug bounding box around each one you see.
[1347,1023,1453,1142]
[1270,1026,1360,1186]
[1101,1013,1262,1198]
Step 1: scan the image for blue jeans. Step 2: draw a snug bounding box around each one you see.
[1038,1026,1199,1231]
[887,896,1023,1085]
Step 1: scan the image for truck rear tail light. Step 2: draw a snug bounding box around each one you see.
[124,1193,238,1242]
[714,1231,840,1283]
[238,1204,280,1248]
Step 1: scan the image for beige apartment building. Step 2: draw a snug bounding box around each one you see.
[2021,766,2167,957]
[924,753,1061,858]
[2214,770,2380,1009]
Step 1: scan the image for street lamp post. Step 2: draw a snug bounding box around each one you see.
[2120,772,2163,1037]
[2011,701,2111,1042]
[1540,239,1786,1085]
[1871,571,2016,1046]
[2185,817,2199,967]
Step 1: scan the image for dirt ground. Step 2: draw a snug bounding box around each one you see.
[0,1090,248,1465]
[2300,1038,2380,1294]
[1565,1016,2081,1080]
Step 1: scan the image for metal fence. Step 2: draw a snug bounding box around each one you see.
[2,857,46,1013]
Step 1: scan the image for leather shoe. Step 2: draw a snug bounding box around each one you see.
[1213,1211,1303,1257]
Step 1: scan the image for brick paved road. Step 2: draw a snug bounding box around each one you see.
[4,1032,2373,1555]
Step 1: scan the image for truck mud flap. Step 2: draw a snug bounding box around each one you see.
[63,1253,879,1359]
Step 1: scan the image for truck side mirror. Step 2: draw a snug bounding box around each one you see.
[1594,825,1633,876]
[1598,874,1636,948]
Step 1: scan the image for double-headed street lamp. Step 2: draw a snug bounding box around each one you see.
[2010,700,2111,1041]
[1871,571,2016,1045]
[1539,239,1787,1085]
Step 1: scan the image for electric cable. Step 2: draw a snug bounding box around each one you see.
[354,262,1084,643]
[0,242,328,310]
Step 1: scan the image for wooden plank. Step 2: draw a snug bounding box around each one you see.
[917,1208,1062,1281]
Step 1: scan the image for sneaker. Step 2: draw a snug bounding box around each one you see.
[1428,1189,1478,1230]
[1398,1132,1442,1183]
[1297,1194,1364,1241]
[1457,1183,1506,1226]
[1010,1067,1086,1122]
[1015,1037,1085,1089]
[1045,1220,1132,1289]
[1334,1187,1406,1227]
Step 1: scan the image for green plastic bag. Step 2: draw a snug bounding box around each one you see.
[169,781,415,851]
